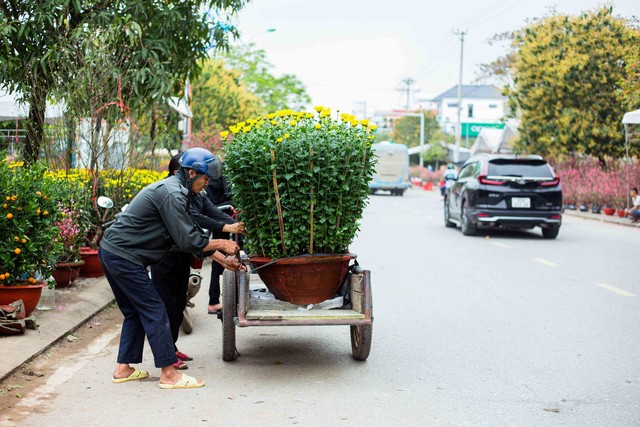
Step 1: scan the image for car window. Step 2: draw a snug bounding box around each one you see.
[458,162,476,179]
[487,160,552,178]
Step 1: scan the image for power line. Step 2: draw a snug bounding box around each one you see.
[397,78,416,110]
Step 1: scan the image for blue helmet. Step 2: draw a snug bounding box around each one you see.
[179,148,222,179]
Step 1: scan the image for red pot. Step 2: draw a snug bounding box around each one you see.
[250,254,355,305]
[79,247,104,277]
[617,209,626,218]
[0,283,45,316]
[52,260,85,288]
[602,207,615,216]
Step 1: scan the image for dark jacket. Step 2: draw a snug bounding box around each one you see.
[190,192,235,236]
[100,171,209,266]
[205,175,232,207]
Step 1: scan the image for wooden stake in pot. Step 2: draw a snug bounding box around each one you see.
[270,149,287,256]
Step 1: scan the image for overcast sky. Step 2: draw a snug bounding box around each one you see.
[229,0,639,116]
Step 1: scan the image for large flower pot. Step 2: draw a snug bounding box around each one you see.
[617,209,626,217]
[0,283,45,316]
[79,247,104,277]
[249,254,355,305]
[602,207,615,216]
[52,260,85,288]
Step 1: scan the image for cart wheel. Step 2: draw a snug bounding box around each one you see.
[350,325,372,361]
[181,308,193,334]
[221,270,237,361]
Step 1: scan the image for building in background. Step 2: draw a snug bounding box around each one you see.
[427,85,507,148]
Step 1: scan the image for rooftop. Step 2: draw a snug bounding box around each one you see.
[432,85,505,102]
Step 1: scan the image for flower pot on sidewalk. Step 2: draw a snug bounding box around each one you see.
[0,283,45,316]
[51,260,85,288]
[79,247,104,277]
[617,209,626,217]
[602,207,615,216]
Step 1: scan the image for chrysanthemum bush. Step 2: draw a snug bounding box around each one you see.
[0,159,64,285]
[553,156,640,208]
[223,107,377,259]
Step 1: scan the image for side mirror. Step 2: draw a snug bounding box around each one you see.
[97,196,114,209]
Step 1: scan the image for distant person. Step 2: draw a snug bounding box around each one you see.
[624,187,640,223]
[440,164,458,196]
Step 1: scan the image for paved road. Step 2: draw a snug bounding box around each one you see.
[3,189,640,426]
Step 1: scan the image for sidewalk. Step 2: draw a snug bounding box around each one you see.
[562,208,640,228]
[0,276,115,382]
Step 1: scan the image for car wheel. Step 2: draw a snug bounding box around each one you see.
[444,198,456,228]
[460,202,476,236]
[542,226,560,239]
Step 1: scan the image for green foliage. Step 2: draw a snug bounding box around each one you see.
[191,58,263,132]
[421,143,448,163]
[505,7,638,158]
[223,108,377,259]
[224,44,312,112]
[0,159,63,285]
[620,29,640,111]
[391,111,439,148]
[0,0,247,164]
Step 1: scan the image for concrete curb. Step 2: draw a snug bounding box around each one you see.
[0,277,115,383]
[562,209,640,228]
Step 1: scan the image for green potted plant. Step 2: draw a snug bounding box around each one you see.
[223,106,377,304]
[0,158,64,315]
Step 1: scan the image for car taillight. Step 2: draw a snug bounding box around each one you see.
[478,175,506,185]
[551,214,561,219]
[540,177,560,187]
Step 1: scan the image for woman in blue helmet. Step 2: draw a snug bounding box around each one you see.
[99,147,243,389]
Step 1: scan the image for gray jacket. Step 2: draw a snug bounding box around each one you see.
[100,172,209,266]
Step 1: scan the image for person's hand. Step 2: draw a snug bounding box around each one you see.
[212,254,246,271]
[217,239,240,255]
[223,222,246,235]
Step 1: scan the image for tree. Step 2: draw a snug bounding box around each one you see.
[191,59,263,131]
[620,29,640,111]
[390,111,439,148]
[421,143,449,171]
[0,0,247,164]
[505,7,638,159]
[223,43,311,112]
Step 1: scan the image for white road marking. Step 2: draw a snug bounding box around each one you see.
[596,283,637,297]
[493,242,510,248]
[533,258,559,268]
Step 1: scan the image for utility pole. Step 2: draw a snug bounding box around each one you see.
[399,78,415,110]
[453,29,466,163]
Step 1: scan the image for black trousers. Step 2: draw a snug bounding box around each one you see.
[150,251,191,350]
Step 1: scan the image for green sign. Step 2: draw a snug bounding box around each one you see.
[461,122,505,137]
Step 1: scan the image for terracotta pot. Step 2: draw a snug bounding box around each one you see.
[0,283,45,316]
[250,254,355,305]
[617,209,626,217]
[602,207,615,216]
[79,247,104,277]
[52,260,85,288]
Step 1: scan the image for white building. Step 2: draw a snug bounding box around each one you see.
[430,85,506,139]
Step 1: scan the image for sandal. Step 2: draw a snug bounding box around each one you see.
[172,360,188,370]
[159,373,204,389]
[176,351,193,361]
[207,304,222,315]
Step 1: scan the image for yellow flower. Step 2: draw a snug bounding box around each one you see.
[236,121,246,128]
[315,124,322,130]
[243,126,251,133]
[271,120,278,125]
[314,105,324,112]
[284,133,290,139]
[350,119,359,127]
[219,131,229,139]
[267,113,276,120]
[360,119,370,126]
[289,120,297,126]
[320,109,330,118]
[277,137,283,143]
[369,123,378,131]
[229,125,239,134]
[305,113,314,119]
[276,110,286,117]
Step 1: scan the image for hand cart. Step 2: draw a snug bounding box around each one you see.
[220,262,373,361]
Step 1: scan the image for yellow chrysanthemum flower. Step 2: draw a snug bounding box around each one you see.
[315,124,322,130]
[267,113,276,120]
[314,105,324,112]
[271,120,278,125]
[229,125,239,134]
[220,131,229,139]
[289,120,297,126]
[360,119,370,126]
[277,137,283,143]
[243,126,251,133]
[284,133,290,139]
[368,123,378,131]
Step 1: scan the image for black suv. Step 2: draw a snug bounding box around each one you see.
[444,154,562,238]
